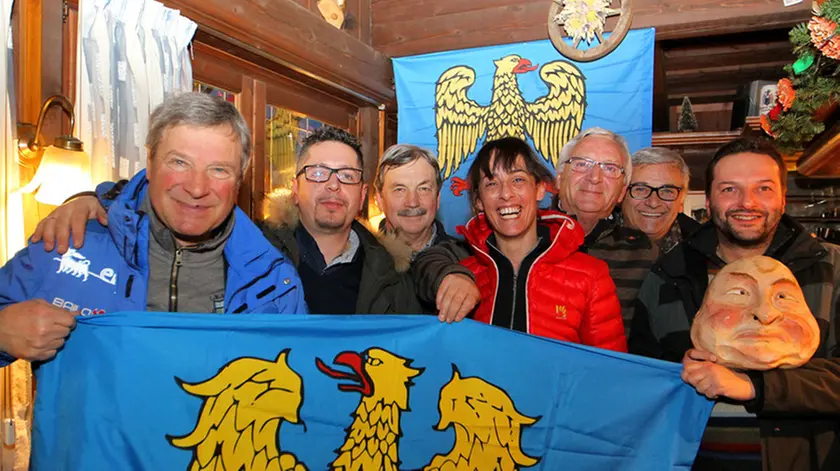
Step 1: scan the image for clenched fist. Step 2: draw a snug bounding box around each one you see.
[0,300,77,361]
[436,274,481,323]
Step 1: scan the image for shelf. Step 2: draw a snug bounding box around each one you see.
[797,118,840,177]
[797,217,840,223]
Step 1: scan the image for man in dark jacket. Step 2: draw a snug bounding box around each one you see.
[630,137,840,471]
[259,127,422,315]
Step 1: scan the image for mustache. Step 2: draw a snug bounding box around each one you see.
[316,196,348,206]
[397,207,428,217]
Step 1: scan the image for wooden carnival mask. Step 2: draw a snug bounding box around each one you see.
[690,256,819,370]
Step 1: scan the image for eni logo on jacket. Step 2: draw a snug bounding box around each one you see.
[53,249,117,286]
[168,348,540,470]
[556,305,568,320]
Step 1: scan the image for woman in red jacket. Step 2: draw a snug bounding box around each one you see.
[459,137,626,352]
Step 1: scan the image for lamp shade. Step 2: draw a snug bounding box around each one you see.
[26,145,93,206]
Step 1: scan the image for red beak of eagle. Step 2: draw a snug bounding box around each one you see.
[513,58,539,74]
[316,351,373,397]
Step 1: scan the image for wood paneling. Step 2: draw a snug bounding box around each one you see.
[238,76,257,216]
[193,42,358,129]
[653,44,669,132]
[797,121,840,177]
[372,0,810,57]
[163,0,393,105]
[357,107,379,218]
[669,102,733,133]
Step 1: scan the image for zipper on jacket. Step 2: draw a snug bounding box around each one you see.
[169,248,183,312]
[510,273,517,330]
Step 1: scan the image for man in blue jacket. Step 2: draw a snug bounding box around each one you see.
[0,92,307,365]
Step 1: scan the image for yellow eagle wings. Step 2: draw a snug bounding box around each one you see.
[434,57,586,180]
[168,350,306,471]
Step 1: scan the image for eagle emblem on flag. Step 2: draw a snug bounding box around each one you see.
[434,55,587,179]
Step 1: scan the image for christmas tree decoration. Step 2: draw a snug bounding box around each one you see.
[678,96,698,132]
[763,0,840,153]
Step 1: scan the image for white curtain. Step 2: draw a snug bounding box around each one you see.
[76,0,197,182]
[1,2,31,470]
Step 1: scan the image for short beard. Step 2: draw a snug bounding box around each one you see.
[712,208,779,248]
[314,216,347,233]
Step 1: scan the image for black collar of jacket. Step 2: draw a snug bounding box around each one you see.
[675,213,702,239]
[585,208,652,250]
[657,214,826,281]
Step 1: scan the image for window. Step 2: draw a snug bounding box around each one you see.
[193,81,236,103]
[265,105,325,192]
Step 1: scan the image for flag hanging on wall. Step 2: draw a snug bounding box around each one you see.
[393,29,655,236]
[32,312,711,470]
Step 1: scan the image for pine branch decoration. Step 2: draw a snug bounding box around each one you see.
[763,0,840,153]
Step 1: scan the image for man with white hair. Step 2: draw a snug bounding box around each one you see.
[554,127,633,240]
[621,147,699,253]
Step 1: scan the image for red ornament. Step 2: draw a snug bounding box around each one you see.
[768,102,783,121]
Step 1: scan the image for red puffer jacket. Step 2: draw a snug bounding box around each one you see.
[459,210,627,352]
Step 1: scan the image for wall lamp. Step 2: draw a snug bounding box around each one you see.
[17,95,92,206]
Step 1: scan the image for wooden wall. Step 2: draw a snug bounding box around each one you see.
[372,0,811,58]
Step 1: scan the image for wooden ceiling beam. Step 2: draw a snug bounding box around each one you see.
[163,0,395,106]
[664,42,793,71]
[653,43,670,132]
[666,63,788,95]
[372,0,811,57]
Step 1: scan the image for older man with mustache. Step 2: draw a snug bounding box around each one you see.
[374,145,457,264]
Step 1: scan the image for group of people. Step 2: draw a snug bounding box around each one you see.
[0,91,837,471]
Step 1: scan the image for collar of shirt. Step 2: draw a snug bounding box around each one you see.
[295,225,361,273]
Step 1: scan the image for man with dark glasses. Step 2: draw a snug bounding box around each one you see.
[621,147,699,254]
[260,126,422,314]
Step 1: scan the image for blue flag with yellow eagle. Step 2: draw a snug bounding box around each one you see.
[32,312,711,470]
[393,29,654,236]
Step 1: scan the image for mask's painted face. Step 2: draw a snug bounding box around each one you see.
[690,256,819,370]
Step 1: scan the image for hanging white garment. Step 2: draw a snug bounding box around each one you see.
[159,8,176,99]
[77,0,196,180]
[125,0,148,174]
[142,1,164,112]
[175,15,196,93]
[0,0,20,263]
[84,0,116,182]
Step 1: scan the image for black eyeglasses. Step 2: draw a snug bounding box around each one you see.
[628,183,682,202]
[565,157,626,179]
[296,165,363,185]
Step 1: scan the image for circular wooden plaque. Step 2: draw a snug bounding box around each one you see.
[548,0,633,62]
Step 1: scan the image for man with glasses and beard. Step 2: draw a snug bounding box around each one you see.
[629,137,840,471]
[260,127,422,314]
